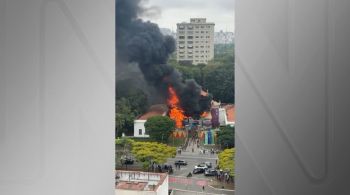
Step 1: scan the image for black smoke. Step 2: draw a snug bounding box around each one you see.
[116,0,212,118]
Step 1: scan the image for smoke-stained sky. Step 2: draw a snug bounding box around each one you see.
[139,0,235,32]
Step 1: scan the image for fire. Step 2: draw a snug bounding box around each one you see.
[167,86,186,128]
[201,112,209,118]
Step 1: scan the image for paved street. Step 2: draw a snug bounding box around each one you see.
[167,139,234,195]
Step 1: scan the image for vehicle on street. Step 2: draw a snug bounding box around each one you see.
[204,169,218,176]
[174,160,187,165]
[121,157,134,165]
[193,168,206,174]
[194,163,208,169]
[205,162,212,168]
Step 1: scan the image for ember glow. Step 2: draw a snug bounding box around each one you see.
[201,111,209,118]
[167,86,186,128]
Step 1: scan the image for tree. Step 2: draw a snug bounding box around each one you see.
[217,125,235,149]
[116,98,135,137]
[131,141,176,170]
[203,63,234,103]
[218,148,235,177]
[144,116,175,143]
[115,80,149,137]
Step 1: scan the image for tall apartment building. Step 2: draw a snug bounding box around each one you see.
[176,18,215,65]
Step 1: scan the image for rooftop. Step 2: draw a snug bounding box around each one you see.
[138,104,168,120]
[224,104,235,122]
[115,170,168,191]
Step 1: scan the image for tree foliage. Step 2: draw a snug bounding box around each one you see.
[217,125,235,148]
[218,148,235,177]
[144,116,175,143]
[116,80,148,137]
[168,44,235,103]
[131,141,176,169]
[203,64,234,103]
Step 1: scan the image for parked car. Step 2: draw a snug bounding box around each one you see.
[121,157,134,165]
[174,160,187,165]
[193,168,205,174]
[194,163,208,169]
[204,169,218,176]
[205,162,212,168]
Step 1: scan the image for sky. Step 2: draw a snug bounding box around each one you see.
[139,0,235,32]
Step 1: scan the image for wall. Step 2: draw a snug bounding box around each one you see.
[0,0,114,195]
[134,120,148,137]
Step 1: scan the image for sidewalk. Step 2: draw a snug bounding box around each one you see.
[208,179,235,190]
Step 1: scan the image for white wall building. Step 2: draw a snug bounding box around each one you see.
[133,120,149,138]
[133,104,168,138]
[115,171,168,195]
[176,18,215,65]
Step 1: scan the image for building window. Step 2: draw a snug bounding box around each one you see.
[139,129,142,135]
[178,41,185,44]
[188,36,193,39]
[179,36,185,39]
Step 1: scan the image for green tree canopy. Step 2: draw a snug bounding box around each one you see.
[131,141,176,170]
[217,125,235,149]
[116,79,148,137]
[218,148,235,177]
[144,116,175,143]
[203,63,234,103]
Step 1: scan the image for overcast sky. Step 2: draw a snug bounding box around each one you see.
[139,0,235,32]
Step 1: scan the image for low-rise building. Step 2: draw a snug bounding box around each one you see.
[133,104,168,137]
[115,171,168,195]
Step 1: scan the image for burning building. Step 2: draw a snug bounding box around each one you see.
[116,0,212,121]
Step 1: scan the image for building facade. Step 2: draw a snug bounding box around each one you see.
[133,104,168,138]
[176,18,215,65]
[115,171,168,195]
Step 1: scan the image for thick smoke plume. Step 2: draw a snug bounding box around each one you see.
[116,0,212,118]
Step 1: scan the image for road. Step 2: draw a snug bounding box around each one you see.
[167,140,234,195]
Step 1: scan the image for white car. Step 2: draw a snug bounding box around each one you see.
[194,163,208,169]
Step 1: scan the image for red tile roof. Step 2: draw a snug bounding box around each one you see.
[138,104,168,120]
[224,104,235,122]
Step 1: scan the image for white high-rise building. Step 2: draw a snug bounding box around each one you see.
[176,18,215,65]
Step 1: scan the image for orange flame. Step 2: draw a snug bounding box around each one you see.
[167,86,186,128]
[201,111,209,118]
